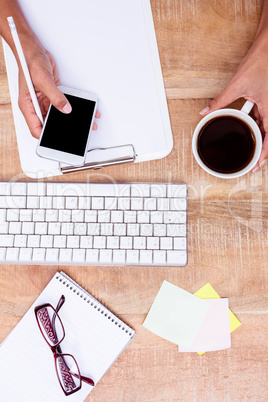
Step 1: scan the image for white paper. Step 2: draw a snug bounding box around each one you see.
[143,281,210,348]
[179,298,231,352]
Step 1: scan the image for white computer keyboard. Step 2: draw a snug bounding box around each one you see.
[0,182,187,266]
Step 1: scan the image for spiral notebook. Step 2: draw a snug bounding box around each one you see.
[0,272,135,401]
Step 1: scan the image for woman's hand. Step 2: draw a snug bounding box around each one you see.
[200,22,268,172]
[18,35,100,139]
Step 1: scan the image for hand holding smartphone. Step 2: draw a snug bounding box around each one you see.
[36,86,98,166]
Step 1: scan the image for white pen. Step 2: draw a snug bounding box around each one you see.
[7,16,43,124]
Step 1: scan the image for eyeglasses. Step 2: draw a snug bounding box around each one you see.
[34,295,94,396]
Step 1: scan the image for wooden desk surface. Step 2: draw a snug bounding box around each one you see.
[0,1,267,400]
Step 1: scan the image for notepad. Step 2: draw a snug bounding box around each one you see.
[0,272,135,401]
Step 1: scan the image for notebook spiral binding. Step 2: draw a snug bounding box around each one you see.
[56,273,134,337]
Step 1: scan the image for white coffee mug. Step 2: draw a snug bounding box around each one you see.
[192,101,262,178]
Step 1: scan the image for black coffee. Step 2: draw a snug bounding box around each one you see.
[197,116,256,174]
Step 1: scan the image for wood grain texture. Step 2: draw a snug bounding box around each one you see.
[0,1,267,401]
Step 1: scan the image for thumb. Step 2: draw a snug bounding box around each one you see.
[200,82,240,116]
[39,79,72,114]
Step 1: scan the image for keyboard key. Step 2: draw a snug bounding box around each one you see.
[111,210,123,223]
[27,235,40,248]
[53,196,65,209]
[150,211,163,223]
[74,223,87,235]
[0,209,6,223]
[105,197,117,210]
[87,223,100,236]
[58,210,71,222]
[133,237,146,249]
[72,210,84,222]
[7,209,19,221]
[54,235,67,248]
[113,250,126,264]
[33,209,45,222]
[0,248,6,261]
[59,249,72,263]
[40,235,53,248]
[73,249,86,263]
[107,236,119,249]
[0,196,26,209]
[91,197,104,210]
[78,196,91,210]
[120,236,133,249]
[0,183,10,195]
[153,250,166,265]
[93,236,106,249]
[9,222,22,234]
[160,237,173,250]
[144,198,156,210]
[131,183,150,197]
[126,250,139,264]
[174,237,187,250]
[46,248,59,262]
[27,196,39,209]
[153,224,166,237]
[6,247,19,261]
[131,198,143,210]
[32,248,46,262]
[14,235,27,247]
[85,210,97,222]
[46,209,58,222]
[137,211,149,223]
[80,236,93,248]
[140,250,152,264]
[114,223,126,236]
[0,235,14,247]
[10,182,27,196]
[61,223,74,235]
[27,182,46,196]
[147,237,159,249]
[118,197,130,210]
[157,198,169,211]
[127,224,139,236]
[19,248,32,261]
[48,223,61,235]
[124,211,136,223]
[99,250,112,264]
[40,196,52,209]
[167,251,187,266]
[20,209,32,222]
[67,236,80,248]
[151,184,166,197]
[66,196,78,209]
[98,211,110,223]
[22,222,34,234]
[101,223,113,236]
[35,222,48,235]
[0,222,8,234]
[140,224,153,236]
[86,249,99,263]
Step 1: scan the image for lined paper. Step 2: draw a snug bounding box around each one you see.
[0,272,134,401]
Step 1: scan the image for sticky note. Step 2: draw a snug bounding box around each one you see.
[143,281,210,348]
[194,283,241,355]
[179,298,231,352]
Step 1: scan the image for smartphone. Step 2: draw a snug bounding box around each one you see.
[36,86,98,166]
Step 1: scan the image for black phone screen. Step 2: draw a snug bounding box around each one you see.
[40,93,96,156]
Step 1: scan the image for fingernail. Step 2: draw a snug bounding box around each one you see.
[252,165,260,173]
[259,159,267,168]
[62,102,72,113]
[199,106,209,116]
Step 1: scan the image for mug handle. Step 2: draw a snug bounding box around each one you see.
[241,100,254,115]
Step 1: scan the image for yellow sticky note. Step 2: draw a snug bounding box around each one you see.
[194,283,241,355]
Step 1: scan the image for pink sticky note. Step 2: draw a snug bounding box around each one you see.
[179,298,231,352]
